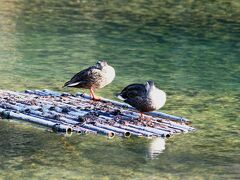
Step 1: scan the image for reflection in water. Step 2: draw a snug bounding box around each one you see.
[147,138,166,159]
[0,0,240,179]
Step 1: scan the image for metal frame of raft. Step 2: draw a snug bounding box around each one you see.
[0,89,196,138]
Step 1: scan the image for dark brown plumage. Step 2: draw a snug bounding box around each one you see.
[117,81,166,118]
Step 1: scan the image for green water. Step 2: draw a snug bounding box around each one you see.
[0,0,239,179]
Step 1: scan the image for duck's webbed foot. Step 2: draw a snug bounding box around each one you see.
[139,112,144,120]
[139,112,152,124]
[139,112,148,121]
[92,96,101,101]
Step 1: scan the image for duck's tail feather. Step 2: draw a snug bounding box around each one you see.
[62,81,80,88]
[116,93,125,100]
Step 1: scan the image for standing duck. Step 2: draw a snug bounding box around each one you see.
[63,61,115,100]
[117,81,166,118]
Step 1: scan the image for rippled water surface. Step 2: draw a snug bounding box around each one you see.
[0,0,239,179]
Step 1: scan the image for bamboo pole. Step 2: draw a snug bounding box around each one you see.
[26,89,191,123]
[43,92,195,132]
[0,92,191,134]
[128,124,171,138]
[95,123,132,138]
[0,107,72,136]
[0,90,195,138]
[75,92,191,123]
[82,124,115,138]
[115,124,154,138]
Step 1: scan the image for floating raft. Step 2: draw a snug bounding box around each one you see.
[0,89,195,138]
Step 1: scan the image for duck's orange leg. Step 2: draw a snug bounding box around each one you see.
[90,87,101,101]
[89,90,93,98]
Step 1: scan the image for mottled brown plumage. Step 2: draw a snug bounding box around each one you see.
[63,61,115,100]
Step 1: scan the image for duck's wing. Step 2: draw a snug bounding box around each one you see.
[117,84,147,100]
[63,65,101,87]
[124,95,145,109]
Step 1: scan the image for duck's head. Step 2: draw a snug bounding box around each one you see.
[145,80,155,91]
[96,60,108,69]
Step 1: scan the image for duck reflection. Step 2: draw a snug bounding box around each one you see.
[147,138,166,159]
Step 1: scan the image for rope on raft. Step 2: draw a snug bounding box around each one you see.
[0,89,196,138]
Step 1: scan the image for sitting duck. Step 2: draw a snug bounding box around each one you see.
[117,81,166,119]
[63,61,115,100]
